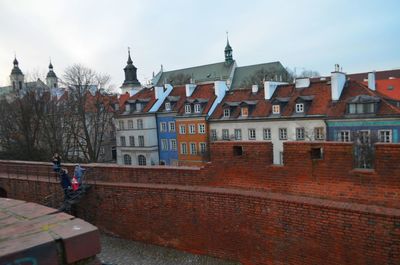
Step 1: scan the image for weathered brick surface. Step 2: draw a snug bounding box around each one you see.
[0,141,400,265]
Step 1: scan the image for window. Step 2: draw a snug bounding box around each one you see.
[138,155,146,166]
[296,127,305,140]
[358,130,370,144]
[120,136,126,146]
[194,104,201,113]
[138,135,145,147]
[128,120,133,129]
[198,124,206,134]
[279,128,287,140]
[222,129,229,140]
[161,139,168,150]
[314,127,325,140]
[136,103,143,112]
[223,108,230,117]
[170,139,177,151]
[348,103,376,114]
[234,129,242,140]
[338,130,351,142]
[379,130,392,143]
[263,128,271,140]
[137,119,143,129]
[123,154,132,165]
[185,104,191,114]
[118,120,125,130]
[190,143,197,154]
[160,122,167,132]
[248,129,256,140]
[272,105,280,114]
[241,107,249,117]
[189,124,196,134]
[181,143,188,154]
[200,142,207,154]
[165,102,171,111]
[169,122,176,132]
[129,136,135,146]
[388,85,394,91]
[179,125,186,134]
[211,129,217,141]
[295,103,304,113]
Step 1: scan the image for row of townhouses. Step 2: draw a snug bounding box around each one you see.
[115,42,400,167]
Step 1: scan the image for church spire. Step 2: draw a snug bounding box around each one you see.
[10,55,24,90]
[121,47,141,94]
[127,47,133,65]
[46,59,58,88]
[224,31,233,64]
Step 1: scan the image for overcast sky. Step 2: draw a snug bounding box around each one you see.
[0,0,399,91]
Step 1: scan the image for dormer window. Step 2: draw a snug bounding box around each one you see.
[185,104,191,114]
[272,105,280,114]
[194,104,201,113]
[295,103,304,113]
[348,103,376,114]
[241,107,248,117]
[136,102,143,112]
[165,102,171,111]
[223,108,230,117]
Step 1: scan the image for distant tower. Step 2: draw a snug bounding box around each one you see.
[46,61,58,88]
[10,57,24,90]
[120,47,141,94]
[224,32,233,65]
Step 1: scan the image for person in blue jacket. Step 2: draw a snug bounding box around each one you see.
[73,164,86,184]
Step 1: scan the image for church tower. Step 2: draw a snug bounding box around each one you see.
[46,61,58,89]
[10,57,24,91]
[120,48,141,95]
[224,34,233,65]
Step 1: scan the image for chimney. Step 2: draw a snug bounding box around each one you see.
[295,78,311,88]
[252,84,258,93]
[331,65,346,100]
[264,81,287,100]
[185,84,196,97]
[368,71,376,90]
[214,81,227,103]
[155,86,164,99]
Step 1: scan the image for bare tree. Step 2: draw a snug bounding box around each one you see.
[62,64,114,162]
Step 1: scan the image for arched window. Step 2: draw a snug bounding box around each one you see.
[123,154,132,165]
[138,155,146,166]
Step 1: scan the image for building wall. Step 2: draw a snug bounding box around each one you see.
[176,117,209,166]
[116,115,159,166]
[210,118,326,164]
[327,119,400,142]
[156,115,178,165]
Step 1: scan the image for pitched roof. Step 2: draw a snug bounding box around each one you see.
[348,69,400,82]
[327,80,400,117]
[176,84,217,116]
[363,78,400,100]
[154,61,235,86]
[118,87,157,114]
[210,80,331,120]
[230,62,287,89]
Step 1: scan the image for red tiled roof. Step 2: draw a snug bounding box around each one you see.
[177,84,217,116]
[348,69,400,82]
[362,78,400,101]
[118,87,156,113]
[327,80,400,117]
[210,80,332,120]
[158,85,186,112]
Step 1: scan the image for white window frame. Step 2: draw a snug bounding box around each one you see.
[241,107,249,117]
[295,103,304,113]
[137,119,143,129]
[263,128,271,140]
[129,136,135,146]
[378,130,392,143]
[165,102,171,111]
[189,124,196,134]
[314,127,325,140]
[185,104,191,114]
[161,139,168,150]
[160,122,167,132]
[181,142,187,154]
[179,125,186,134]
[234,129,242,140]
[248,128,256,140]
[198,123,206,134]
[127,120,134,129]
[120,136,126,146]
[190,142,197,155]
[222,129,229,140]
[200,142,207,154]
[194,104,201,113]
[119,120,125,130]
[338,130,351,142]
[223,108,230,117]
[211,129,217,141]
[296,127,305,140]
[170,139,177,151]
[138,155,146,166]
[279,128,287,140]
[138,135,145,147]
[169,121,176,132]
[272,105,280,114]
[123,154,132,165]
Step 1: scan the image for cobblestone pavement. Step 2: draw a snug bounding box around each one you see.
[98,233,241,265]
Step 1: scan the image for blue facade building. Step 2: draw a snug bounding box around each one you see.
[156,114,178,165]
